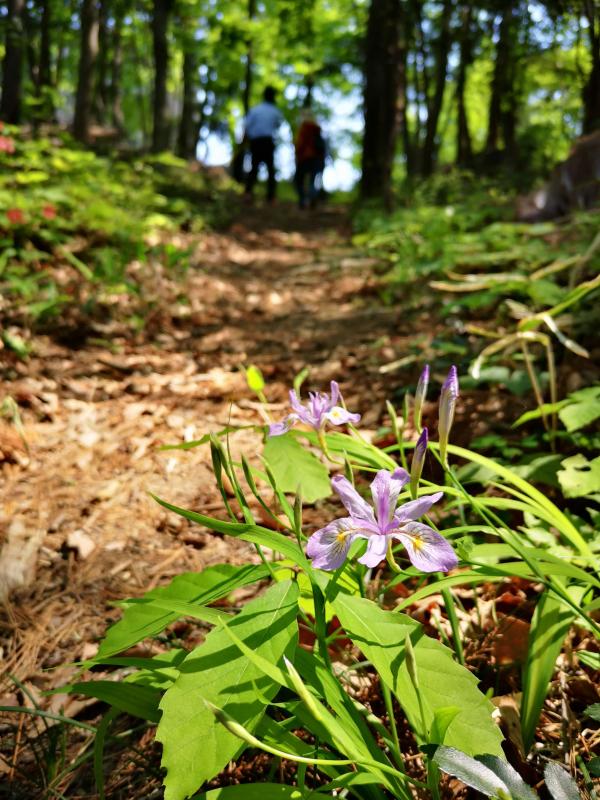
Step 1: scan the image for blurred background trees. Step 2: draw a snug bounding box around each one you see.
[0,0,598,202]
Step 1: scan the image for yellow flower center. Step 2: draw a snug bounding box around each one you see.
[412,536,424,551]
[336,532,347,543]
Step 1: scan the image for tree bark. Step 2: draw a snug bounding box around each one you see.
[110,3,126,133]
[396,8,414,177]
[242,0,256,115]
[582,0,600,133]
[1,0,26,124]
[177,48,197,158]
[421,0,453,176]
[73,0,100,142]
[94,0,110,123]
[485,3,513,154]
[360,0,402,206]
[456,4,474,165]
[38,0,54,119]
[152,0,172,152]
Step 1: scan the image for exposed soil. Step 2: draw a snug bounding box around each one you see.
[0,200,596,799]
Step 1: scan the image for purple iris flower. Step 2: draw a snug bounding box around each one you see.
[306,469,458,573]
[269,381,360,437]
[439,365,459,466]
[414,364,429,432]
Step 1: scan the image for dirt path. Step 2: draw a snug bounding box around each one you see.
[0,201,409,694]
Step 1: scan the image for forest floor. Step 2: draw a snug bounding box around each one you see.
[0,199,425,797]
[1,192,598,798]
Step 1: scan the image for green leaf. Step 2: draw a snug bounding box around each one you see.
[194,787,305,800]
[584,703,600,721]
[157,580,299,800]
[544,762,579,800]
[263,433,331,503]
[578,651,600,670]
[558,386,600,432]
[331,594,504,757]
[521,590,579,752]
[151,494,309,568]
[430,707,461,745]
[96,564,271,660]
[65,680,161,722]
[432,747,508,796]
[557,454,600,498]
[477,755,537,800]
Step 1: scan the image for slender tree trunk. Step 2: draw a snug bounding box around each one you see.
[361,0,402,206]
[94,0,110,123]
[486,4,513,154]
[1,0,25,123]
[152,0,171,151]
[582,0,600,133]
[73,0,100,142]
[39,0,52,90]
[456,5,474,165]
[177,48,197,158]
[38,0,54,119]
[242,0,256,115]
[421,0,452,176]
[396,10,414,177]
[110,4,125,133]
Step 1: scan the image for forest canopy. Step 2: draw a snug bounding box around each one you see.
[1,0,599,199]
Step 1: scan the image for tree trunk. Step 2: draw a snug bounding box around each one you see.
[456,5,474,165]
[73,0,99,142]
[396,10,414,177]
[242,0,257,115]
[152,0,171,152]
[421,0,452,176]
[38,0,54,119]
[39,0,52,90]
[94,0,110,124]
[360,0,402,206]
[486,3,513,154]
[177,48,197,158]
[582,0,600,133]
[1,0,25,124]
[110,3,126,133]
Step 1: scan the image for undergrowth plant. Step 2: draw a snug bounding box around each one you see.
[42,365,599,799]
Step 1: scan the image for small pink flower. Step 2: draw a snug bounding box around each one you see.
[41,204,57,220]
[7,208,25,225]
[0,136,15,154]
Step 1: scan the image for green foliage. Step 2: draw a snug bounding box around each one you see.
[263,432,331,503]
[520,590,580,752]
[157,580,299,800]
[330,594,504,757]
[0,128,229,333]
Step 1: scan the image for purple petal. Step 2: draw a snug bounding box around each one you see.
[329,381,340,407]
[324,406,361,427]
[394,522,458,573]
[268,414,299,437]
[289,389,305,415]
[394,491,443,523]
[357,533,389,568]
[306,517,363,570]
[331,475,376,524]
[370,468,410,527]
[414,364,429,430]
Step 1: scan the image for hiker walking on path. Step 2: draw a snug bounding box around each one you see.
[294,110,327,209]
[244,86,284,203]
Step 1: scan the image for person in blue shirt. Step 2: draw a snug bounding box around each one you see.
[244,86,284,202]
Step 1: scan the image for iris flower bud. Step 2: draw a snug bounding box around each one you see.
[439,366,459,467]
[410,427,428,499]
[414,364,429,433]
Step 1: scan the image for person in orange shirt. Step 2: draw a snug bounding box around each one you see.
[294,110,326,209]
